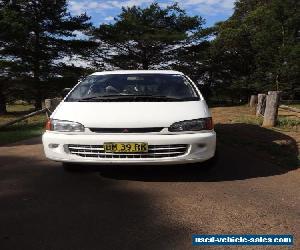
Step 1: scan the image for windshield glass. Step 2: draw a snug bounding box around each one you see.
[66,74,199,102]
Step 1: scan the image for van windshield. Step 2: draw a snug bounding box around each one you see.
[66,74,199,102]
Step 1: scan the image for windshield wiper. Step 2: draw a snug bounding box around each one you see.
[76,95,123,101]
[118,95,183,101]
[76,94,184,102]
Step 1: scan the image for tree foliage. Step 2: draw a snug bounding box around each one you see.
[0,0,94,111]
[0,0,299,112]
[209,0,300,100]
[93,3,204,70]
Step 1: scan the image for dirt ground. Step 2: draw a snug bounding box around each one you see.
[0,106,299,250]
[212,106,299,168]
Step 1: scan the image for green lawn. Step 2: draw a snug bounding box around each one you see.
[6,103,35,113]
[281,101,300,110]
[289,104,300,109]
[0,104,46,145]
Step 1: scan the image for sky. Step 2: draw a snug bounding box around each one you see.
[68,0,236,27]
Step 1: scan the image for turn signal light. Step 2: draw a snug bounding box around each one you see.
[45,119,51,131]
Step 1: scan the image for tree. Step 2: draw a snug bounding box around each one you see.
[0,0,94,110]
[247,0,300,98]
[209,0,300,100]
[0,0,27,113]
[172,27,218,99]
[93,3,204,70]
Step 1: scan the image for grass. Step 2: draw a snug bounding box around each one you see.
[280,100,300,109]
[289,104,300,109]
[233,115,263,126]
[0,104,46,145]
[6,103,35,113]
[0,121,45,145]
[277,116,300,129]
[233,114,299,131]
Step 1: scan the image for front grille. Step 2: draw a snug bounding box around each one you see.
[89,127,164,133]
[67,144,188,159]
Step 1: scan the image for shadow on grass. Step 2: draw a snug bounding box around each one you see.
[0,136,43,147]
[5,109,35,116]
[215,123,299,167]
[0,123,44,146]
[98,123,299,182]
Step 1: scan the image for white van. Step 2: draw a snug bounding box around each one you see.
[42,70,216,170]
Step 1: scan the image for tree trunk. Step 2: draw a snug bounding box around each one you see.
[33,75,43,110]
[0,87,7,115]
[256,94,266,117]
[33,26,43,111]
[34,91,43,110]
[262,92,281,127]
[141,46,149,69]
[142,60,149,70]
[249,95,258,108]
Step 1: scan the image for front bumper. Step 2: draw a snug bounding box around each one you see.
[42,131,216,165]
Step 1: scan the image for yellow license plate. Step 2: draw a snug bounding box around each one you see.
[104,142,148,153]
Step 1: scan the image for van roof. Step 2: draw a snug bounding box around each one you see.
[91,70,184,75]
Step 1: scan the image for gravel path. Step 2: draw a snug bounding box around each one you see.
[0,136,299,250]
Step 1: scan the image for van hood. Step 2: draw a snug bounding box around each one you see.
[52,101,211,128]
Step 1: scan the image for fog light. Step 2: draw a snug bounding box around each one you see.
[197,143,206,148]
[49,143,59,149]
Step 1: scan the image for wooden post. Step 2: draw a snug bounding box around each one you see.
[44,98,62,113]
[249,95,258,108]
[44,98,62,118]
[256,94,266,117]
[262,92,281,127]
[45,99,52,110]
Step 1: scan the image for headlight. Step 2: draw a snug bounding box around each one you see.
[45,119,85,132]
[169,118,213,132]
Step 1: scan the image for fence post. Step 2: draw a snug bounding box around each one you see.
[249,95,258,108]
[262,91,281,127]
[256,94,266,117]
[44,98,62,118]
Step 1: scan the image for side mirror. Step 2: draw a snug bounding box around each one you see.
[62,88,71,97]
